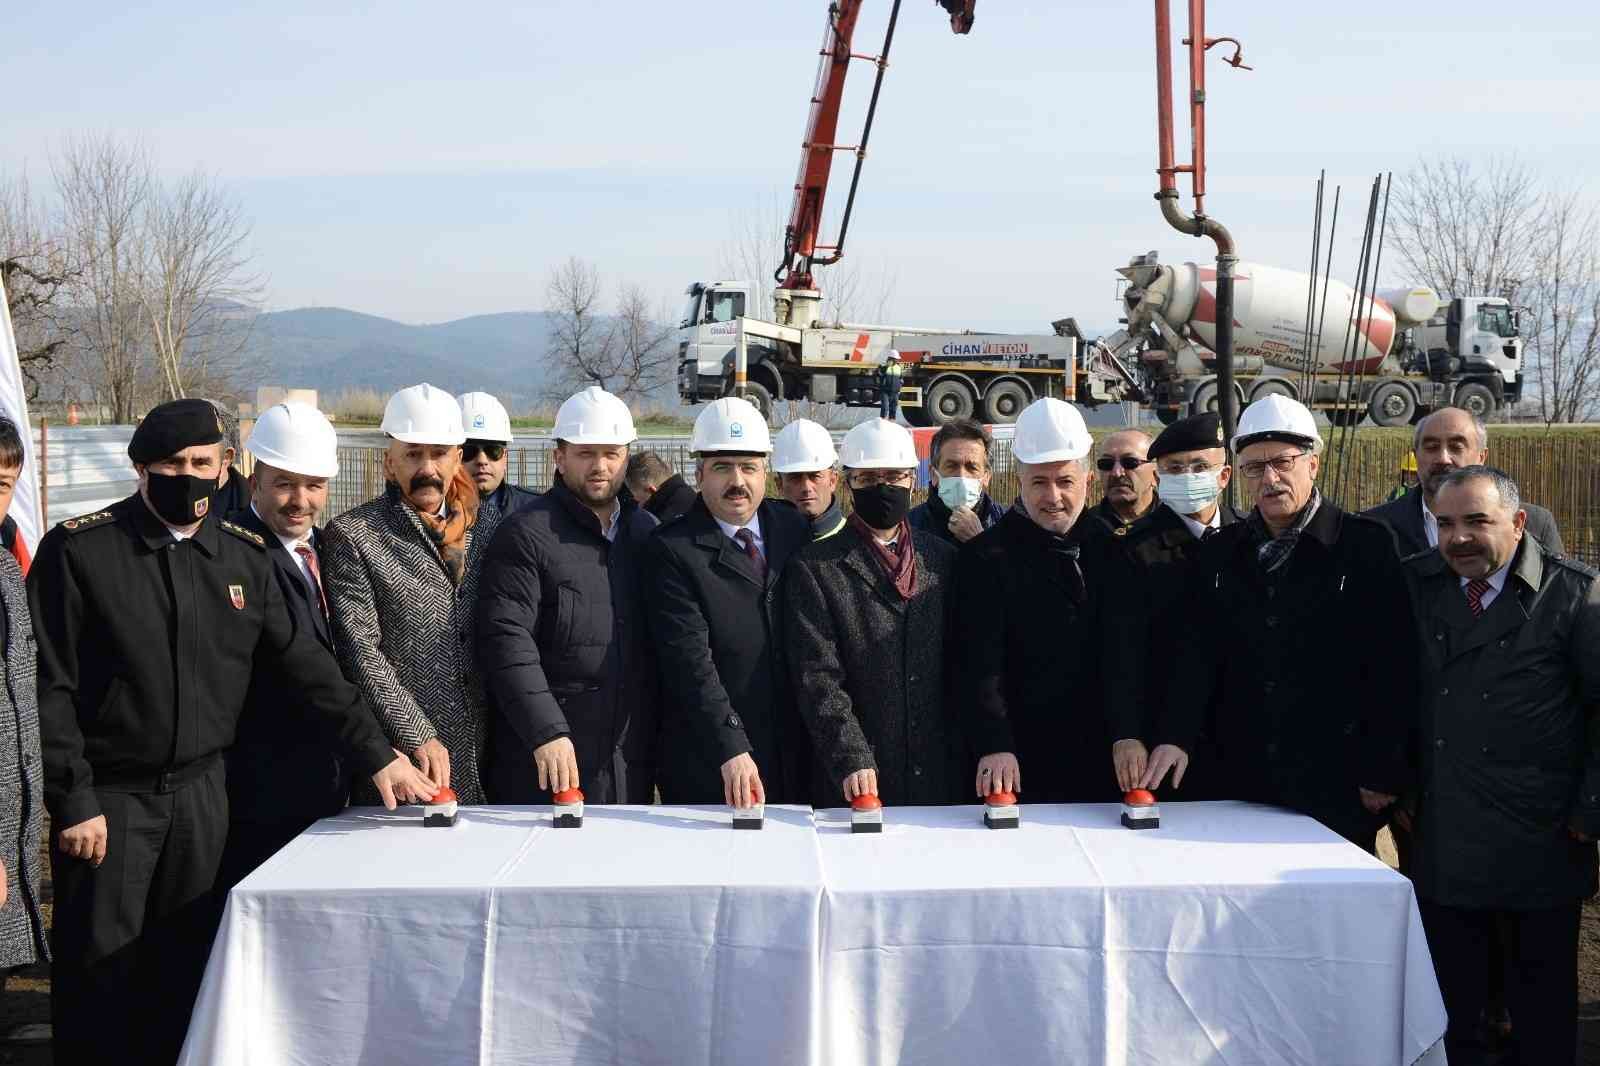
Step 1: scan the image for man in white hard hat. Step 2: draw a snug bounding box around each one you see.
[786,419,961,806]
[322,383,504,805]
[458,391,539,515]
[772,418,845,540]
[218,402,370,888]
[954,398,1116,804]
[475,387,661,805]
[1141,394,1419,848]
[644,397,811,810]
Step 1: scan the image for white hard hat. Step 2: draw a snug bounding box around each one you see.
[886,349,902,362]
[553,386,636,445]
[839,418,917,469]
[1232,393,1323,453]
[457,391,513,443]
[691,397,771,454]
[246,401,339,479]
[1012,398,1092,464]
[772,419,838,473]
[382,383,466,445]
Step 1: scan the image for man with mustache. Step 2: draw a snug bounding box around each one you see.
[1367,406,1562,557]
[787,419,960,807]
[955,398,1115,803]
[475,387,660,804]
[1403,466,1598,1066]
[645,397,810,809]
[772,418,845,541]
[1142,395,1418,847]
[30,399,435,1063]
[322,383,504,804]
[458,391,539,515]
[1088,429,1156,531]
[219,402,365,888]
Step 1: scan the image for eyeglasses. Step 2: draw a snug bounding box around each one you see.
[848,470,914,489]
[463,443,506,462]
[1096,455,1151,473]
[1240,450,1309,480]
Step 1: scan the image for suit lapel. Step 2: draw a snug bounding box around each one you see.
[689,506,765,589]
[841,531,909,613]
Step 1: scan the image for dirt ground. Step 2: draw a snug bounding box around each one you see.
[5,835,1600,1063]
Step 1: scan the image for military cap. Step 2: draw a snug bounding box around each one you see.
[1148,412,1226,460]
[128,399,227,465]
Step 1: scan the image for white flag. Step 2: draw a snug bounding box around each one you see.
[0,271,44,568]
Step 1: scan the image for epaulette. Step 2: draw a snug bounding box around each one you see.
[1549,553,1599,580]
[219,519,267,550]
[61,510,114,534]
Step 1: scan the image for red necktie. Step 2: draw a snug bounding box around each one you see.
[734,528,767,580]
[1464,577,1491,617]
[296,543,329,619]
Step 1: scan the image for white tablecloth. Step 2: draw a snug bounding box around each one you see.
[813,801,1446,1066]
[179,804,824,1066]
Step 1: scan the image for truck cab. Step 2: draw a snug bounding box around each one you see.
[678,281,756,402]
[1405,296,1524,410]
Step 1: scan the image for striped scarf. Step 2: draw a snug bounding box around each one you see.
[1248,489,1321,575]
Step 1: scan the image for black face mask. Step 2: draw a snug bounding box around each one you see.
[145,471,216,526]
[851,483,911,530]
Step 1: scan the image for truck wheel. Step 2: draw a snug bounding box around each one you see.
[1189,380,1245,418]
[1453,382,1495,420]
[982,379,1031,424]
[1367,382,1417,428]
[1250,379,1298,404]
[925,377,977,424]
[738,381,774,422]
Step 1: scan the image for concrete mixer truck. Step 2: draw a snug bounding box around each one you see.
[1096,251,1524,426]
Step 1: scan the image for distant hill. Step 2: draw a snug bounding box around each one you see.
[241,307,565,410]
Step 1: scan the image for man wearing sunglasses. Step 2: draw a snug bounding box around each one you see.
[1141,395,1418,848]
[458,391,538,516]
[1089,429,1156,531]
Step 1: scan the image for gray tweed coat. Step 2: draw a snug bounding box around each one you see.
[322,487,502,805]
[0,550,45,967]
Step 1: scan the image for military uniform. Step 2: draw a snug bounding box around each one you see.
[31,493,395,1064]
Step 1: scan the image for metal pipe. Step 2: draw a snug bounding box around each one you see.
[1187,0,1206,213]
[734,318,749,400]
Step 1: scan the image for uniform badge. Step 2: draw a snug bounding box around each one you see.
[195,497,210,519]
[228,584,245,610]
[1216,422,1225,443]
[1114,525,1129,537]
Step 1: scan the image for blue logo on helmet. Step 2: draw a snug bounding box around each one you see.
[730,423,744,438]
[472,414,485,428]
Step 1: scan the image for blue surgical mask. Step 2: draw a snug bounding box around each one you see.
[1157,470,1221,515]
[937,475,984,511]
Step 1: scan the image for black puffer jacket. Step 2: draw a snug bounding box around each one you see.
[475,480,660,803]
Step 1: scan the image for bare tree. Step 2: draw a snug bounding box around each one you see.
[139,168,263,401]
[1523,189,1600,423]
[0,172,77,399]
[610,283,678,401]
[544,258,677,406]
[1388,156,1545,301]
[544,256,618,401]
[55,135,152,423]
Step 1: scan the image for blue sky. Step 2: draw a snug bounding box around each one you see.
[4,1,1595,329]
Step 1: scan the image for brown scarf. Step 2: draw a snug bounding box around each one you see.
[848,513,917,601]
[414,466,480,586]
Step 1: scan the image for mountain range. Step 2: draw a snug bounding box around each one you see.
[241,307,565,411]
